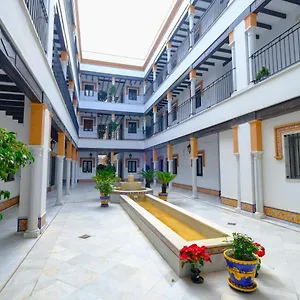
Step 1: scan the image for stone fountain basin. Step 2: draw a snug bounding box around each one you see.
[120,194,232,277]
[110,188,153,203]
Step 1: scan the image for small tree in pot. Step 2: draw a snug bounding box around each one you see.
[156,171,176,201]
[0,129,34,220]
[139,169,156,188]
[93,164,119,207]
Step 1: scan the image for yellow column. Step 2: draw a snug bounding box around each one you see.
[57,132,66,157]
[29,103,46,145]
[190,138,198,198]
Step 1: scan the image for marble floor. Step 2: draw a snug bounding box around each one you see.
[0,183,300,299]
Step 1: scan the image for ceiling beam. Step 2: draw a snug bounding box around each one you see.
[195,6,206,12]
[260,8,286,19]
[282,0,300,4]
[0,92,24,101]
[257,22,272,30]
[210,55,232,62]
[203,61,215,66]
[217,48,231,54]
[197,67,209,71]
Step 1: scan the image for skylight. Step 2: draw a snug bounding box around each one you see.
[77,0,177,66]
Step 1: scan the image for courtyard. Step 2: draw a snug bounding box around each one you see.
[0,184,299,300]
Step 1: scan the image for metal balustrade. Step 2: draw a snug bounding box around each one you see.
[192,0,230,45]
[251,22,300,83]
[24,0,49,52]
[144,84,153,103]
[147,70,234,138]
[52,46,79,132]
[143,0,230,103]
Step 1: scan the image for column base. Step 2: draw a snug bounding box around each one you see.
[235,207,242,213]
[55,201,63,206]
[191,194,198,199]
[24,229,40,239]
[254,212,265,219]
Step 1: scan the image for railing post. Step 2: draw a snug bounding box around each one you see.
[189,70,196,116]
[166,41,172,75]
[153,106,157,134]
[188,5,195,49]
[60,51,69,79]
[143,80,147,95]
[244,13,257,83]
[167,91,172,127]
[143,115,147,139]
[153,65,157,92]
[228,31,237,92]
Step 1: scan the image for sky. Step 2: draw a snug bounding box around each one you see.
[78,0,177,66]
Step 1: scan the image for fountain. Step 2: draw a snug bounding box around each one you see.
[110,174,153,203]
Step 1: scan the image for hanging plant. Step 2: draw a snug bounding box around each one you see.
[108,121,118,133]
[108,85,117,97]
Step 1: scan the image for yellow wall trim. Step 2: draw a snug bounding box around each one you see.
[244,13,257,30]
[249,120,263,152]
[264,206,300,225]
[232,125,239,154]
[221,196,237,207]
[274,121,300,160]
[0,196,19,211]
[173,183,220,196]
[29,103,46,145]
[167,145,173,161]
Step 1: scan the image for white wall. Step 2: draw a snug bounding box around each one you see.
[172,134,220,191]
[219,130,238,200]
[262,111,300,213]
[238,123,255,205]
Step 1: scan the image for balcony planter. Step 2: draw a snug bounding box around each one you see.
[255,67,270,83]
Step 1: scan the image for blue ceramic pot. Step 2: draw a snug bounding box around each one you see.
[100,195,110,207]
[223,249,258,292]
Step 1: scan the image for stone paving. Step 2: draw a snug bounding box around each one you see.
[0,183,300,299]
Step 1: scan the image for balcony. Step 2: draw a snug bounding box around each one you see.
[24,0,49,52]
[52,46,79,132]
[251,22,300,84]
[143,0,231,103]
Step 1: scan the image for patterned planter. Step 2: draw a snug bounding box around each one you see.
[158,192,168,201]
[100,194,110,207]
[223,249,258,292]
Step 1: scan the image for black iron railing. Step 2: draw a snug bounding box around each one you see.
[52,46,79,132]
[251,22,300,83]
[24,0,49,52]
[143,0,230,103]
[192,0,230,45]
[144,84,153,103]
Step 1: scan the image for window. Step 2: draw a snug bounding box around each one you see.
[197,155,203,176]
[285,133,300,179]
[82,160,93,173]
[172,105,177,121]
[128,88,138,100]
[195,89,202,108]
[83,119,93,131]
[128,160,137,173]
[173,157,178,174]
[128,121,137,134]
[84,84,94,97]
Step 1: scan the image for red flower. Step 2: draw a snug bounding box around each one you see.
[253,242,266,258]
[179,244,212,266]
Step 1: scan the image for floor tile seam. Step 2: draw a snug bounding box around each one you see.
[169,191,300,233]
[0,198,68,293]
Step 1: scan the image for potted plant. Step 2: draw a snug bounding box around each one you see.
[98,90,107,102]
[224,232,265,292]
[0,128,34,220]
[180,244,212,284]
[139,169,156,188]
[108,85,117,102]
[256,66,270,82]
[156,171,176,201]
[93,164,119,207]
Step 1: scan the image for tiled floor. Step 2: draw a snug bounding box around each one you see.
[1,183,300,299]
